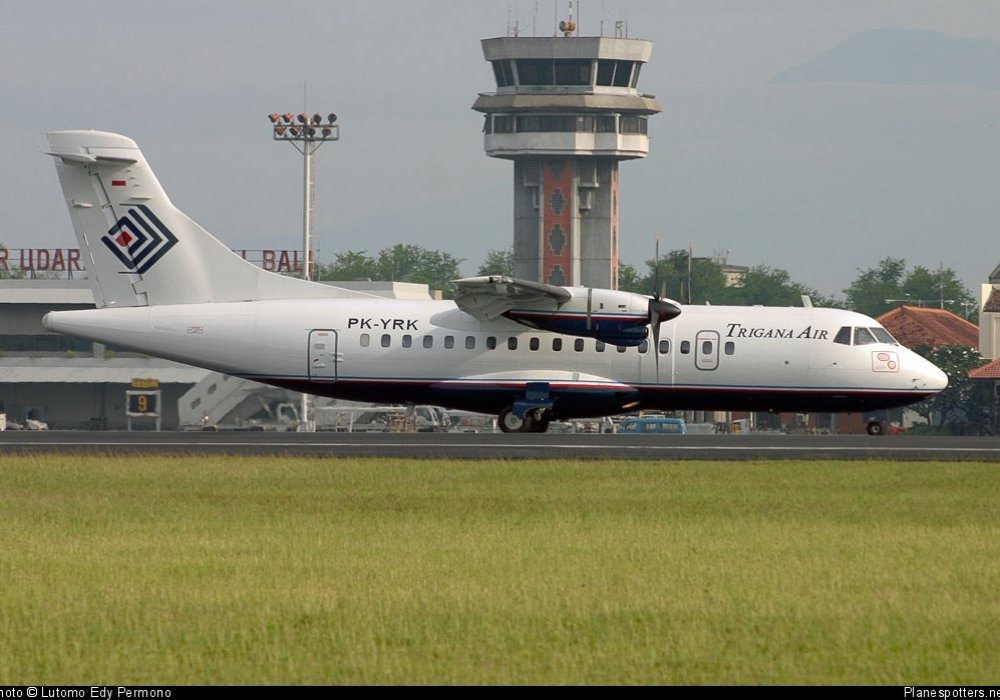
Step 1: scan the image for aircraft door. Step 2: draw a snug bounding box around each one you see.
[695,330,720,371]
[308,329,338,380]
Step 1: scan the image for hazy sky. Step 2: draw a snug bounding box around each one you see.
[2,1,998,298]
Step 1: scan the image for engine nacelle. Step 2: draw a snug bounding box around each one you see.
[503,288,679,347]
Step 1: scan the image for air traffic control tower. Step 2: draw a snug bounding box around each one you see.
[473,29,660,289]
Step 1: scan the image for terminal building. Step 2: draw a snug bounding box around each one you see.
[473,28,661,289]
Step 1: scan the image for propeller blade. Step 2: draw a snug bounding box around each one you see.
[648,236,676,384]
[647,298,680,383]
[653,236,660,300]
[649,298,681,325]
[652,310,660,382]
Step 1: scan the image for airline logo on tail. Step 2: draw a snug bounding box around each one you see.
[102,205,178,274]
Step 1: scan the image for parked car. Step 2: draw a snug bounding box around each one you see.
[617,417,687,435]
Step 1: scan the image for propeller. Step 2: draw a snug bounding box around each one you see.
[647,236,682,382]
[651,237,663,382]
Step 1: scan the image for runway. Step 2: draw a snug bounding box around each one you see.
[3,430,1000,460]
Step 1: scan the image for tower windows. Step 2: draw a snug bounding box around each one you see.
[494,58,640,88]
[554,59,591,86]
[619,116,648,134]
[492,60,515,88]
[515,59,591,86]
[516,59,554,85]
[595,115,616,133]
[596,60,635,87]
[491,113,646,135]
[493,115,514,134]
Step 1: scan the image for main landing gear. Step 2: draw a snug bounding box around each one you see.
[498,406,552,433]
[498,381,555,433]
[866,420,885,436]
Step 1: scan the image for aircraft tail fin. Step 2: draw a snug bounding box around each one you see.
[46,130,371,307]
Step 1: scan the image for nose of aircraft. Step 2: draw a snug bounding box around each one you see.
[917,355,949,393]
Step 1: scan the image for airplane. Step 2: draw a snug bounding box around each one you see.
[41,130,947,435]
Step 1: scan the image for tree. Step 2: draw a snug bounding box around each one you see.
[477,248,514,277]
[718,265,827,307]
[317,250,376,282]
[642,249,727,304]
[902,266,977,322]
[910,344,989,434]
[845,258,976,320]
[0,243,24,280]
[844,257,907,317]
[617,262,644,294]
[317,245,464,298]
[374,244,464,297]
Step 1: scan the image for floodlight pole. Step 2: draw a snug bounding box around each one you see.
[303,146,314,280]
[268,112,340,431]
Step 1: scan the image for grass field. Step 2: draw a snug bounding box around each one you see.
[0,454,997,684]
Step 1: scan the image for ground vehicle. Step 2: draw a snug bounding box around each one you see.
[618,416,687,434]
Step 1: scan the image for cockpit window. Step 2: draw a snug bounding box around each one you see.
[853,327,876,345]
[869,327,897,345]
[833,326,852,345]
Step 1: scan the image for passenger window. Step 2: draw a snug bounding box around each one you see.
[658,339,670,355]
[617,345,628,353]
[423,335,433,349]
[724,341,735,355]
[595,341,606,353]
[444,335,455,349]
[854,327,876,345]
[552,338,563,351]
[574,339,584,352]
[680,340,691,354]
[487,336,497,350]
[529,337,539,351]
[465,336,476,350]
[833,327,852,345]
[380,334,391,348]
[702,341,713,355]
[508,337,518,350]
[360,333,370,348]
[638,340,648,354]
[402,334,412,348]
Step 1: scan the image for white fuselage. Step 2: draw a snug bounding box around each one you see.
[44,298,948,419]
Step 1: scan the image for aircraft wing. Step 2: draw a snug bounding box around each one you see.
[453,275,572,321]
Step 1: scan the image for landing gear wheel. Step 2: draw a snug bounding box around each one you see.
[498,407,551,433]
[498,407,526,433]
[866,421,885,436]
[527,408,551,434]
